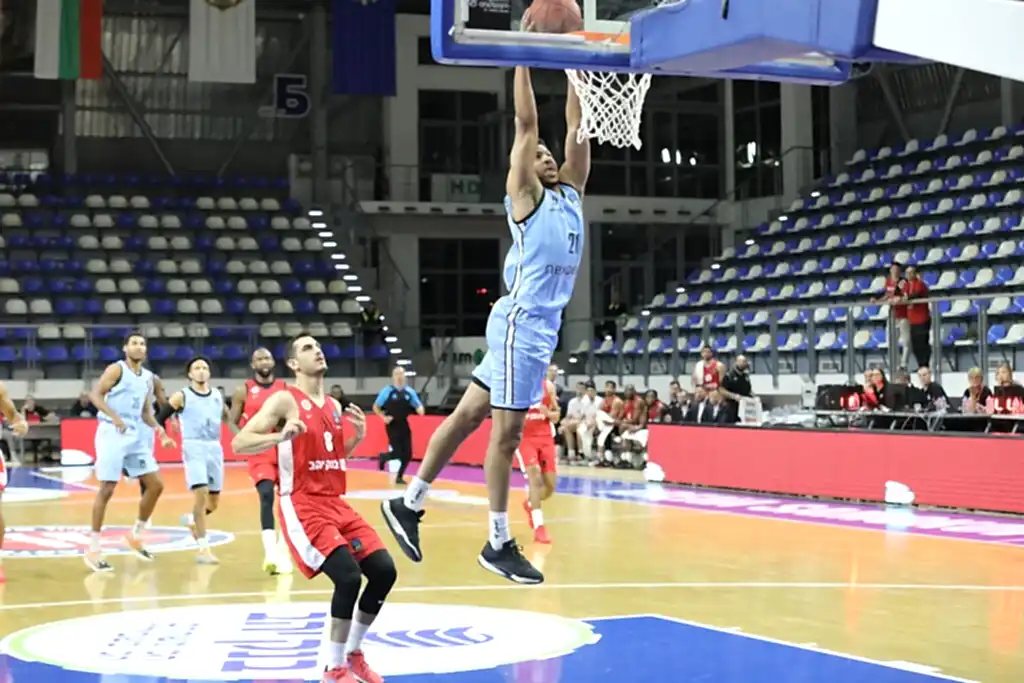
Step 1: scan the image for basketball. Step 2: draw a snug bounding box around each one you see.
[523,0,584,34]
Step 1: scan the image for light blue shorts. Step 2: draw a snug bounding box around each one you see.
[183,440,225,493]
[94,421,159,483]
[472,304,557,411]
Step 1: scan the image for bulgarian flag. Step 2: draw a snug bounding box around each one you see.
[34,0,104,80]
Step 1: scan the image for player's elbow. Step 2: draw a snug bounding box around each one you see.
[515,114,538,132]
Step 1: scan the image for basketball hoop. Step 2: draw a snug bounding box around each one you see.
[565,67,652,150]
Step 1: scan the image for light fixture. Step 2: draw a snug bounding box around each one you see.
[745,238,754,245]
[355,295,370,302]
[308,209,323,217]
[330,253,346,260]
[318,231,333,238]
[343,274,359,281]
[384,335,398,343]
[675,286,686,293]
[323,241,337,248]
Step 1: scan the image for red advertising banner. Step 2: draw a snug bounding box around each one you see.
[59,418,1024,514]
[646,425,1024,514]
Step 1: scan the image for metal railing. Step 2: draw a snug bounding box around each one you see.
[566,288,1022,389]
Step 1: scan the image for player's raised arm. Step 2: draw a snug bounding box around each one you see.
[559,79,590,193]
[232,391,300,455]
[506,65,544,222]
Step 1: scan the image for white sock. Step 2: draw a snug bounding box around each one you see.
[261,529,276,556]
[404,477,430,512]
[327,641,346,668]
[488,511,510,550]
[531,509,544,528]
[183,513,195,526]
[198,536,209,550]
[132,519,146,536]
[345,616,371,655]
[90,531,102,553]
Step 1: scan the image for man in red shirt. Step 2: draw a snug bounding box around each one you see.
[874,263,909,368]
[903,266,931,369]
[516,379,560,544]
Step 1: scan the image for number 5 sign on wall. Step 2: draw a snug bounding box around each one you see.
[259,74,311,119]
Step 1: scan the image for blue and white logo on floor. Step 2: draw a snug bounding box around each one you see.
[0,603,598,678]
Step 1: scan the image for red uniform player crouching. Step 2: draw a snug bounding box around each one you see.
[232,332,397,683]
[516,378,560,544]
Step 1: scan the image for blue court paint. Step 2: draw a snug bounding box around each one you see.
[0,613,964,682]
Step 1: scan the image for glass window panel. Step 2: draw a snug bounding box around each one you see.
[462,272,501,316]
[679,83,720,103]
[588,163,627,195]
[460,316,489,337]
[677,113,720,165]
[756,81,781,105]
[733,80,757,109]
[420,318,459,348]
[459,124,481,173]
[758,103,782,162]
[416,37,436,65]
[654,163,676,198]
[627,164,649,197]
[419,124,458,173]
[600,224,644,261]
[419,90,458,121]
[459,92,499,123]
[459,239,499,269]
[419,238,460,270]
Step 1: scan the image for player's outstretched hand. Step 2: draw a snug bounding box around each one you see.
[280,418,307,441]
[345,405,366,434]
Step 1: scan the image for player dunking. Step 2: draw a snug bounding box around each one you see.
[229,347,291,575]
[232,333,396,683]
[0,381,28,583]
[517,370,560,544]
[158,357,228,565]
[382,66,590,584]
[86,333,174,572]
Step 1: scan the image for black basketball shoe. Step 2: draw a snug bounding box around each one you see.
[477,540,544,584]
[381,498,424,562]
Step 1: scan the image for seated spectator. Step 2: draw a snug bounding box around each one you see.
[915,367,948,411]
[686,388,729,424]
[644,390,665,425]
[21,395,58,461]
[662,381,687,423]
[66,392,98,418]
[576,382,604,463]
[719,355,753,423]
[868,368,889,408]
[991,363,1024,415]
[684,388,708,422]
[588,381,623,465]
[961,367,992,414]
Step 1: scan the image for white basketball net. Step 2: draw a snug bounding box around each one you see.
[566,68,652,150]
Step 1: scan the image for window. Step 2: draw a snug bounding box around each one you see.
[462,271,500,316]
[589,163,627,196]
[459,92,498,123]
[419,238,460,270]
[417,37,436,65]
[459,125,481,173]
[459,238,499,266]
[418,90,458,121]
[419,124,459,173]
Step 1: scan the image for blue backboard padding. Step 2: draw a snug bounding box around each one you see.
[0,614,964,682]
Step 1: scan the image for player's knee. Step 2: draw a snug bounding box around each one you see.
[323,548,363,618]
[359,550,397,614]
[256,479,275,503]
[491,421,523,456]
[97,482,117,501]
[527,468,544,489]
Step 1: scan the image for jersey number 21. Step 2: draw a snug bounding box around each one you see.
[568,232,579,254]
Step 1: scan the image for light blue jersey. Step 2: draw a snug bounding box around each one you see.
[179,386,225,492]
[474,183,584,410]
[94,361,159,483]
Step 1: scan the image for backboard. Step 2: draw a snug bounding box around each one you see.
[432,0,927,85]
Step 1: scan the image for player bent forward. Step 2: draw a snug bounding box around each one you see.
[232,333,396,683]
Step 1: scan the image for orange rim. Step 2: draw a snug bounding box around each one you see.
[571,30,630,45]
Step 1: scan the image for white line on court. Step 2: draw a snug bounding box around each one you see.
[28,471,97,491]
[4,580,1024,613]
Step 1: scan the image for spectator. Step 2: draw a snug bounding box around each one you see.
[662,381,688,423]
[22,396,56,424]
[915,367,948,411]
[692,344,725,392]
[686,388,728,424]
[868,368,889,407]
[994,363,1018,390]
[576,381,603,462]
[330,384,346,404]
[991,363,1024,415]
[560,382,592,462]
[903,266,931,369]
[719,355,753,423]
[592,381,624,465]
[684,388,708,422]
[873,263,909,369]
[961,367,991,414]
[613,385,646,467]
[66,391,98,418]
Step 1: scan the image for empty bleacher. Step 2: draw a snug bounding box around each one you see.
[0,171,391,378]
[580,125,1024,378]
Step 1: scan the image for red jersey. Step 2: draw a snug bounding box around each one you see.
[646,400,664,423]
[701,360,722,390]
[622,396,644,424]
[522,380,557,441]
[277,386,348,497]
[884,276,907,318]
[239,378,286,428]
[903,278,929,325]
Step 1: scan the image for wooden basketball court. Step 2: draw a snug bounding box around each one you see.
[0,461,1019,682]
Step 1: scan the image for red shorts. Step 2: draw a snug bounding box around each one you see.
[278,495,385,579]
[515,439,557,475]
[248,451,278,486]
